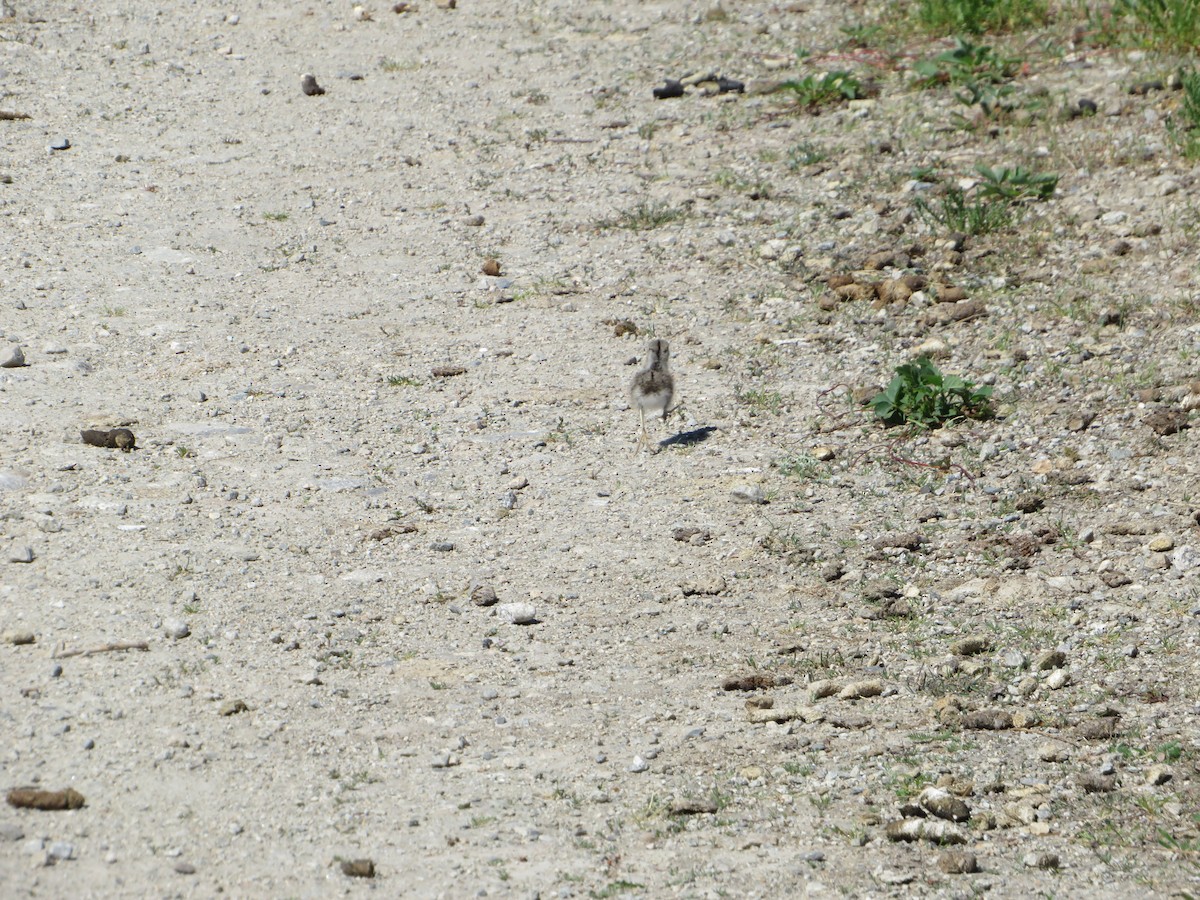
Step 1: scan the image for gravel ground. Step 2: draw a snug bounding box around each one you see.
[3,1,1200,897]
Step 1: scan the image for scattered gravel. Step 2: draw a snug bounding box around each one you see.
[2,1,1199,896]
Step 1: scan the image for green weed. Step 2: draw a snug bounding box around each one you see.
[779,71,864,107]
[1170,68,1200,159]
[1116,0,1200,50]
[914,37,1018,86]
[775,453,823,479]
[736,387,786,415]
[914,185,1012,234]
[867,357,994,428]
[598,200,687,231]
[788,141,828,168]
[913,0,1049,35]
[974,164,1058,201]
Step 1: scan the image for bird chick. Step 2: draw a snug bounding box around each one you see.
[629,339,674,451]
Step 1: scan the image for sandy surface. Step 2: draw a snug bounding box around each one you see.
[3,1,1200,897]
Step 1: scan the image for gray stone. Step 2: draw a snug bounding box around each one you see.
[0,345,25,368]
[48,841,75,860]
[8,545,34,563]
[730,485,766,504]
[0,822,24,841]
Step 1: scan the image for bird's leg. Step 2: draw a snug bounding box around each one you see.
[637,407,648,452]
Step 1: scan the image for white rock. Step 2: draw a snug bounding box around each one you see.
[498,603,537,625]
[163,619,191,640]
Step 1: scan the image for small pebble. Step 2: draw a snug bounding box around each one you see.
[174,862,196,875]
[630,756,649,773]
[471,583,499,607]
[300,73,325,96]
[48,841,75,861]
[1148,535,1175,552]
[49,138,70,151]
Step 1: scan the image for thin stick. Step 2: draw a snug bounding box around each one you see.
[53,640,150,659]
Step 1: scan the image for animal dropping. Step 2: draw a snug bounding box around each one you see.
[81,428,136,451]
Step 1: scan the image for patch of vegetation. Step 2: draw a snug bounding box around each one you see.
[591,881,646,899]
[379,57,417,72]
[713,169,773,199]
[867,357,994,428]
[598,200,687,231]
[387,375,421,387]
[774,452,823,479]
[787,141,828,168]
[736,387,786,415]
[263,211,289,222]
[914,37,1018,86]
[779,71,864,107]
[1116,0,1200,51]
[916,162,1055,232]
[1169,68,1200,159]
[886,768,934,800]
[841,22,884,47]
[913,0,1049,35]
[915,185,1012,234]
[974,164,1058,201]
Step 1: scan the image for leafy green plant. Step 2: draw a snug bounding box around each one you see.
[1169,68,1200,159]
[953,79,1016,117]
[841,23,883,47]
[913,0,1049,35]
[974,164,1058,201]
[779,71,863,107]
[867,357,994,427]
[914,37,1018,86]
[914,185,1012,234]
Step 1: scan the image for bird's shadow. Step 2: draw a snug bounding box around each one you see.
[660,425,719,448]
